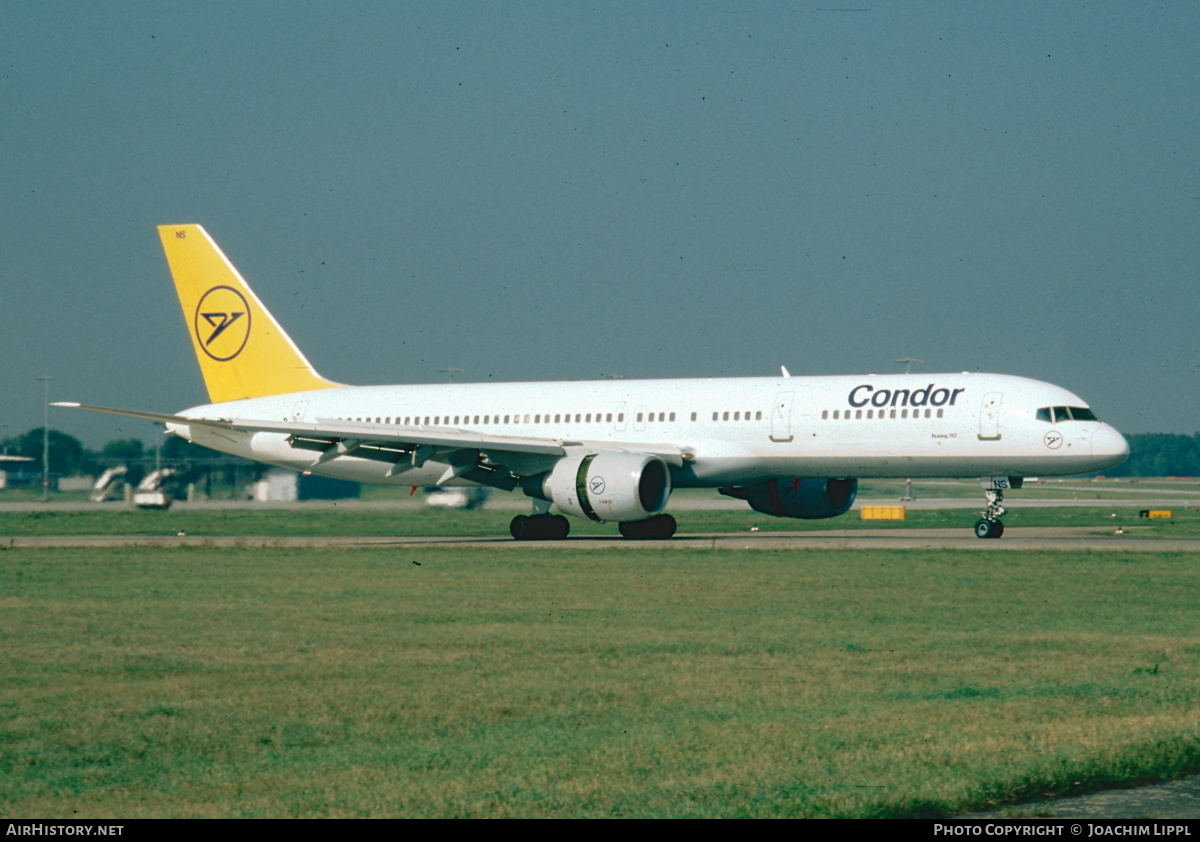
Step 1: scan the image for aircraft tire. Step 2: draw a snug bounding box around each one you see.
[546,514,570,539]
[510,514,570,540]
[974,518,1003,539]
[510,515,530,540]
[619,513,677,540]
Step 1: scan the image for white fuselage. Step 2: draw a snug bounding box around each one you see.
[169,371,1129,489]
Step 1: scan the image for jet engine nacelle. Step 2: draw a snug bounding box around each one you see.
[719,477,857,520]
[542,452,672,522]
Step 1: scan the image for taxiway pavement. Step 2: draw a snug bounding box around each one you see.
[6,526,1199,552]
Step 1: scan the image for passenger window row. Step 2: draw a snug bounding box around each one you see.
[822,408,942,420]
[338,409,772,426]
[711,411,764,422]
[346,413,624,426]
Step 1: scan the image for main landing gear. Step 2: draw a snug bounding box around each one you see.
[508,512,678,540]
[974,478,1011,539]
[618,513,677,540]
[510,514,570,540]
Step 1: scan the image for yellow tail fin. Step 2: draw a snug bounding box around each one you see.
[159,225,339,403]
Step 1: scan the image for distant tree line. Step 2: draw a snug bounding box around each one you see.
[0,428,260,492]
[2,428,1199,484]
[1100,433,1200,478]
[2,428,205,477]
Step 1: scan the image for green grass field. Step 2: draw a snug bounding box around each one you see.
[3,545,1198,818]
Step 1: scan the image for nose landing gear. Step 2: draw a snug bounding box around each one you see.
[975,477,1018,539]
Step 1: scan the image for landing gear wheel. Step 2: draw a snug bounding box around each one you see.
[510,514,570,540]
[618,513,677,540]
[545,515,570,539]
[510,515,529,540]
[974,518,1004,539]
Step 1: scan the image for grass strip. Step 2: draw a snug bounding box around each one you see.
[2,546,1197,817]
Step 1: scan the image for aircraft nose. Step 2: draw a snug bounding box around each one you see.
[1092,425,1130,467]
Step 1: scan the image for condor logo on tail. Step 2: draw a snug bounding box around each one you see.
[194,286,250,361]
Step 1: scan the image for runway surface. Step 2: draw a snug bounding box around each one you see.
[5,485,1197,550]
[6,526,1199,551]
[963,774,1200,820]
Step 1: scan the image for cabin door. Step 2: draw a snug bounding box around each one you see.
[613,404,628,433]
[978,392,1003,440]
[770,391,795,443]
[633,404,647,433]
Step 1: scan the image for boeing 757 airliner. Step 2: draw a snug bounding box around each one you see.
[58,225,1129,539]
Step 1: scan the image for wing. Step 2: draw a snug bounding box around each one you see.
[54,402,687,489]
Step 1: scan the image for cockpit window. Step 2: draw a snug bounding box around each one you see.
[1037,406,1099,423]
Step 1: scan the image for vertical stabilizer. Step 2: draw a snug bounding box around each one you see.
[158,225,339,403]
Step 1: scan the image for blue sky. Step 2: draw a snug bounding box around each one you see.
[2,2,1197,446]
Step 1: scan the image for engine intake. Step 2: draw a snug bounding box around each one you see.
[542,452,672,522]
[719,477,857,520]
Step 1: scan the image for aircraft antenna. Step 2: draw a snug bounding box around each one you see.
[895,357,922,375]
